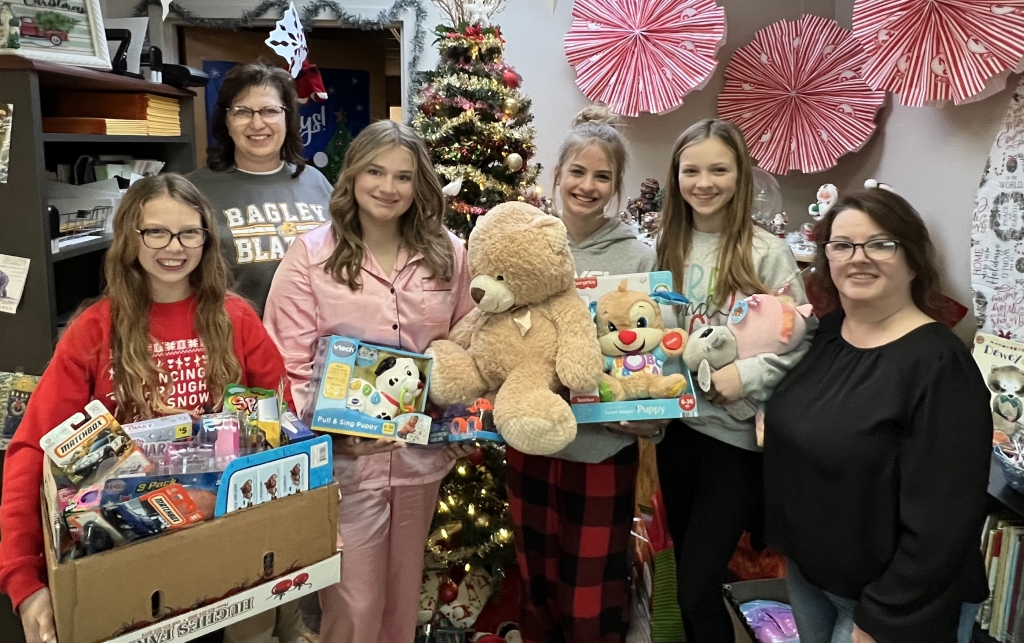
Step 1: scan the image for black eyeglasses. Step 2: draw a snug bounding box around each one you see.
[226,105,287,121]
[822,239,901,262]
[136,228,208,249]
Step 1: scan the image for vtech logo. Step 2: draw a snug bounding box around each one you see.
[332,339,357,358]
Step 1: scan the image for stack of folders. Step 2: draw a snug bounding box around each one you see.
[47,92,181,136]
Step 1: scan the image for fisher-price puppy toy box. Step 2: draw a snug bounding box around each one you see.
[303,336,440,444]
[570,272,700,423]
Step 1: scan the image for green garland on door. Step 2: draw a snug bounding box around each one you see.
[132,0,428,111]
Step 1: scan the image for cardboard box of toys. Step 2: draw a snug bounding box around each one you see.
[570,272,700,423]
[303,336,443,445]
[43,480,341,643]
[42,400,334,560]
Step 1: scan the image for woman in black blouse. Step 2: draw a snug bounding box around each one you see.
[763,188,991,643]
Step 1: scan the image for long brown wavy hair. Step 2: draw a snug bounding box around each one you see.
[323,119,454,290]
[810,188,946,319]
[206,61,307,178]
[656,119,768,310]
[104,174,241,420]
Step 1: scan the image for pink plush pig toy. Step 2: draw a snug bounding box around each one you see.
[682,293,813,435]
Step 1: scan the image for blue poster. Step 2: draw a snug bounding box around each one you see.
[203,61,370,178]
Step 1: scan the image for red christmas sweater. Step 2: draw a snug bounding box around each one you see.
[0,295,287,609]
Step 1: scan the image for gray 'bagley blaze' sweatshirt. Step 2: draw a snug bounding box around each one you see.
[187,164,334,315]
[677,227,817,452]
[554,217,659,463]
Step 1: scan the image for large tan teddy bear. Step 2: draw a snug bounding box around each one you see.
[426,202,603,455]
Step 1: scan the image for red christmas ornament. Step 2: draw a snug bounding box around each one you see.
[503,69,521,88]
[438,579,459,604]
[467,448,486,466]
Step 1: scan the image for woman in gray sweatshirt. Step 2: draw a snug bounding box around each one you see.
[506,105,657,643]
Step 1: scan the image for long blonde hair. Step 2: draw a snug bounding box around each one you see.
[104,174,241,421]
[323,120,454,289]
[657,119,767,309]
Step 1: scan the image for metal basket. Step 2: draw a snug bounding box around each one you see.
[58,205,110,239]
[995,445,1024,495]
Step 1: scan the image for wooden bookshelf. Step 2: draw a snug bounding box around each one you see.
[0,58,196,374]
[42,133,190,143]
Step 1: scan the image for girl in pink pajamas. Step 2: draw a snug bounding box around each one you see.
[263,120,476,643]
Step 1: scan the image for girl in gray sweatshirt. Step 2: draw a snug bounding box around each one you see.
[506,106,656,643]
[654,119,813,643]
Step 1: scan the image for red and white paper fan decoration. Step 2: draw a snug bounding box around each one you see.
[853,0,1024,106]
[564,0,726,117]
[718,14,885,175]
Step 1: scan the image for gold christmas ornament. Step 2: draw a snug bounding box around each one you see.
[503,97,520,116]
[474,513,491,528]
[506,153,524,171]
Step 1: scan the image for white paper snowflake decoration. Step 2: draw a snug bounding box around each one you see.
[465,0,491,27]
[265,2,308,78]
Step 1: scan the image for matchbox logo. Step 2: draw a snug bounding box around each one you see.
[55,415,110,459]
[149,493,185,526]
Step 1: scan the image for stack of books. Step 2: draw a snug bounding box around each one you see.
[979,514,1024,641]
[46,92,181,136]
[42,118,150,136]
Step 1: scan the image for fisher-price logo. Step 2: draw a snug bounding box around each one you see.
[575,277,599,290]
[55,415,110,459]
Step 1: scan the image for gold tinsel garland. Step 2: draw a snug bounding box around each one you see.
[430,73,508,101]
[412,112,537,149]
[437,33,505,62]
[436,164,540,198]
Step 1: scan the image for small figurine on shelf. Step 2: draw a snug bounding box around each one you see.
[620,178,663,237]
[808,183,838,222]
[770,212,788,237]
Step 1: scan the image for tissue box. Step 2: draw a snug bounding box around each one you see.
[570,272,699,423]
[303,336,441,445]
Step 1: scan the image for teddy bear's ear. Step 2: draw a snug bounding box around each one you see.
[530,215,568,254]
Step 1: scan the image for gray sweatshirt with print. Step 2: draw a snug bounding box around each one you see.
[676,227,817,452]
[553,217,659,463]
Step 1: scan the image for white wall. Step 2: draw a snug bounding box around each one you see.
[103,0,1010,336]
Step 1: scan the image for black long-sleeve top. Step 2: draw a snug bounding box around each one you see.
[764,311,991,643]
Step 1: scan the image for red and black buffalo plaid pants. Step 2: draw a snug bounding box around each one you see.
[506,442,639,643]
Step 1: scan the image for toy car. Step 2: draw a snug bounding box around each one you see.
[71,432,130,477]
[101,499,165,539]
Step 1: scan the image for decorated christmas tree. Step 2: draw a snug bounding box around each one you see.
[412,0,542,239]
[322,107,354,185]
[425,443,514,590]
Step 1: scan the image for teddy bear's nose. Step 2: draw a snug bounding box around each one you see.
[618,330,637,345]
[471,287,485,303]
